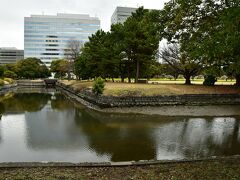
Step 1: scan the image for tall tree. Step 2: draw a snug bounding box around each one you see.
[161,0,240,85]
[160,44,201,84]
[65,39,83,80]
[122,7,160,83]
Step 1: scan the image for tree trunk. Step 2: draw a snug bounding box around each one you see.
[128,77,131,83]
[67,71,71,81]
[135,60,139,83]
[127,65,131,83]
[184,74,191,85]
[236,74,240,86]
[112,78,114,82]
[121,76,124,83]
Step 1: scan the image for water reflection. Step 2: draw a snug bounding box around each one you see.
[0,91,239,162]
[1,93,50,113]
[75,109,156,161]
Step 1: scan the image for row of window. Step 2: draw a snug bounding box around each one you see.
[25,48,61,51]
[24,30,96,34]
[25,39,86,43]
[24,35,90,39]
[25,54,63,57]
[25,21,100,26]
[25,25,99,31]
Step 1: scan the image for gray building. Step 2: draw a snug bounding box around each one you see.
[111,6,137,24]
[24,13,100,66]
[0,47,24,65]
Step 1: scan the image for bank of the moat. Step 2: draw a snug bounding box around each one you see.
[0,157,240,179]
[56,81,240,116]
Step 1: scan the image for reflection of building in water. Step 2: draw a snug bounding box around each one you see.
[4,91,240,162]
[25,104,88,150]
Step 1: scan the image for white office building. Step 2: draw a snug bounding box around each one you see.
[111,6,137,24]
[24,13,100,66]
[0,47,24,65]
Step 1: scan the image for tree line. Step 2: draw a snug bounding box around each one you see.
[1,0,238,86]
[0,58,50,79]
[72,0,239,85]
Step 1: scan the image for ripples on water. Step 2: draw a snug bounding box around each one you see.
[0,90,239,162]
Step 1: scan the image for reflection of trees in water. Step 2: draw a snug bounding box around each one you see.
[1,93,51,113]
[1,91,240,161]
[153,117,240,159]
[0,102,5,120]
[75,109,157,162]
[75,110,240,161]
[208,117,240,156]
[51,93,75,110]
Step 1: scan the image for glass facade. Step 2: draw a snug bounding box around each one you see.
[111,7,137,24]
[24,13,100,66]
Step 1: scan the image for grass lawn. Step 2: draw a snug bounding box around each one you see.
[61,80,240,96]
[60,80,92,91]
[0,158,240,179]
[107,78,236,85]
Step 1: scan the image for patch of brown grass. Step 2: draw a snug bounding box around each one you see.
[61,81,240,96]
[60,80,92,91]
[103,83,240,96]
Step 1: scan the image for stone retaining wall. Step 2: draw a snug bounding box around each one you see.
[56,82,240,108]
[17,80,45,87]
[0,84,17,95]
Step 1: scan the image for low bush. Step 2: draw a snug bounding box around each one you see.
[92,77,105,95]
[203,75,217,86]
[3,78,14,84]
[4,70,17,79]
[0,79,4,86]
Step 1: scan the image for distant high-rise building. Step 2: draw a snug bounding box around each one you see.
[24,13,100,66]
[111,6,137,24]
[0,47,24,65]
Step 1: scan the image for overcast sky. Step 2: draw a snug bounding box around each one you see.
[0,0,168,49]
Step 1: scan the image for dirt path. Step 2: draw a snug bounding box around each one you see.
[0,158,240,179]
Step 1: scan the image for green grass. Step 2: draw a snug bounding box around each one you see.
[105,78,236,85]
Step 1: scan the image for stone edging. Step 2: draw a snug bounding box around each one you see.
[56,82,240,109]
[0,84,17,95]
[0,155,239,168]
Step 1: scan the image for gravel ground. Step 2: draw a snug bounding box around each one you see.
[0,158,240,179]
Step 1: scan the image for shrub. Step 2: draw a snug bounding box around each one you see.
[203,75,217,86]
[92,77,105,95]
[4,78,14,84]
[4,70,17,79]
[0,79,4,86]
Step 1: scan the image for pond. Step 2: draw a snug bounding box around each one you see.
[0,89,240,162]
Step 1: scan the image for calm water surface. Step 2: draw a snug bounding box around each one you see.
[0,90,240,162]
